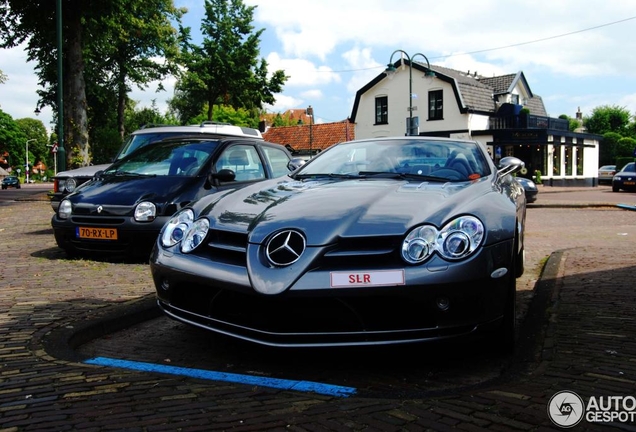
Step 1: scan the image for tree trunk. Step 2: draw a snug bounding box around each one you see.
[64,6,90,167]
[117,62,127,140]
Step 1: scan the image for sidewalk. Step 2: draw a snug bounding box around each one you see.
[0,194,635,430]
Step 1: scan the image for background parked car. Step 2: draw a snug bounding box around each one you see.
[598,165,616,185]
[151,136,527,352]
[516,177,538,203]
[612,162,636,192]
[50,122,263,210]
[52,135,295,260]
[1,176,21,189]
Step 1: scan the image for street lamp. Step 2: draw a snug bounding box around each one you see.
[26,139,36,184]
[306,105,314,158]
[385,49,435,136]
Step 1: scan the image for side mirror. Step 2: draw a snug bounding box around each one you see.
[208,168,236,183]
[288,157,306,171]
[497,156,525,178]
[93,170,104,180]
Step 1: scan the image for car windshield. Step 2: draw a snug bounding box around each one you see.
[103,140,218,177]
[292,138,491,181]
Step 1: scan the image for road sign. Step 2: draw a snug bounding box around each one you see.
[51,143,58,153]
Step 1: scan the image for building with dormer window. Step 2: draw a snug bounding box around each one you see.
[350,60,602,186]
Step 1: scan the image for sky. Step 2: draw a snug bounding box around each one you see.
[1,0,636,133]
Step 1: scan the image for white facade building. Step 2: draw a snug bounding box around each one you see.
[350,60,602,186]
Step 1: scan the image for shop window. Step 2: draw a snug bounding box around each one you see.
[552,146,561,175]
[576,146,584,176]
[565,146,573,176]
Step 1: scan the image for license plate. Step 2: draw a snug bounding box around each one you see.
[76,227,118,240]
[330,270,405,288]
[624,181,635,185]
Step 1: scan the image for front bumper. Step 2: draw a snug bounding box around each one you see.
[52,214,170,259]
[151,239,515,347]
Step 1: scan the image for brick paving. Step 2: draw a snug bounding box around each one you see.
[1,192,635,431]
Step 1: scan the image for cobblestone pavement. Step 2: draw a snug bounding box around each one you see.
[1,193,635,431]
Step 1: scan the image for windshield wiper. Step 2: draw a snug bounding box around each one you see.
[293,173,363,180]
[104,170,156,178]
[358,171,450,182]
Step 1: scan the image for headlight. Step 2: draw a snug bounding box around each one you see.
[402,225,437,264]
[161,209,194,247]
[181,218,210,253]
[64,178,77,193]
[134,201,156,222]
[401,216,484,264]
[614,176,621,180]
[439,216,484,260]
[58,199,72,219]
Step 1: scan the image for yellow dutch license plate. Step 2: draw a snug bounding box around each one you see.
[624,181,635,186]
[76,227,118,240]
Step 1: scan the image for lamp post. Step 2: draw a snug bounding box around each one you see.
[56,0,66,172]
[25,139,36,184]
[306,105,314,158]
[385,50,435,136]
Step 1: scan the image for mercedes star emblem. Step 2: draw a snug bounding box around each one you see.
[265,230,306,266]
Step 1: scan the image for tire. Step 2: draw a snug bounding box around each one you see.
[515,244,525,278]
[612,185,620,192]
[494,243,517,355]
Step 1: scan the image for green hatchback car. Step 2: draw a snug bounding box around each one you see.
[1,176,21,189]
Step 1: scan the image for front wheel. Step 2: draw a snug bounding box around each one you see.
[612,184,620,192]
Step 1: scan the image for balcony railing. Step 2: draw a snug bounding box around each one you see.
[489,114,569,131]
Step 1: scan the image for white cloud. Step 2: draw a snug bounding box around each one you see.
[3,0,636,137]
[263,93,303,114]
[266,52,340,87]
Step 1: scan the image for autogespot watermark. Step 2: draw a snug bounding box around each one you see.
[548,391,636,428]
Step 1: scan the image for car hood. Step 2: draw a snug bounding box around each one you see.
[194,176,517,246]
[66,175,200,208]
[55,164,111,178]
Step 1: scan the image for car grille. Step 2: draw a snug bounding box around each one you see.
[193,229,403,268]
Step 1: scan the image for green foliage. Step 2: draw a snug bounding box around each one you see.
[213,105,258,128]
[584,105,633,136]
[617,136,636,158]
[272,113,303,127]
[533,170,542,184]
[0,110,27,171]
[15,118,50,168]
[558,114,582,132]
[615,157,635,172]
[172,0,287,122]
[599,132,623,166]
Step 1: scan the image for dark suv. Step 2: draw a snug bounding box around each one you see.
[51,135,296,260]
[1,176,21,189]
[50,122,264,210]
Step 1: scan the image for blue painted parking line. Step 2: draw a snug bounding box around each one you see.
[84,357,357,397]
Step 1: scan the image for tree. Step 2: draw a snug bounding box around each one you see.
[0,0,183,168]
[558,114,581,132]
[88,0,184,140]
[599,132,622,166]
[617,136,636,158]
[174,0,287,122]
[584,105,632,136]
[15,118,50,171]
[0,110,27,172]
